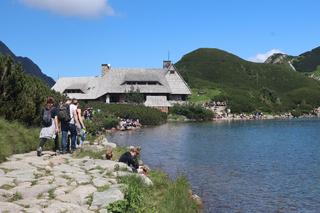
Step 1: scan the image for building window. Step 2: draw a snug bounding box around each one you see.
[122,81,162,86]
[63,89,84,94]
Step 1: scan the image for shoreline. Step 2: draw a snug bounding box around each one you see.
[168,113,320,123]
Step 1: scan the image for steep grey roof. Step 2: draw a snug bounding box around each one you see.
[165,65,191,95]
[52,76,100,99]
[123,72,161,83]
[52,66,191,100]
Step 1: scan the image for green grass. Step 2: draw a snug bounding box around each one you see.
[73,146,132,162]
[73,149,105,159]
[86,193,94,206]
[188,88,222,104]
[48,188,56,200]
[107,170,200,213]
[0,118,54,163]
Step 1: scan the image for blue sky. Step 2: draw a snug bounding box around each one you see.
[0,0,319,80]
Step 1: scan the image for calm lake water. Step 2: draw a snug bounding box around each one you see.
[107,119,320,213]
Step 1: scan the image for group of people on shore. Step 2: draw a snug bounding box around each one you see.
[118,118,141,131]
[38,96,147,175]
[37,97,86,156]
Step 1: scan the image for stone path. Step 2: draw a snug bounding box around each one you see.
[0,145,132,213]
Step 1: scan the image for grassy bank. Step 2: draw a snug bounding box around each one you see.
[74,148,200,213]
[0,118,49,163]
[108,171,199,213]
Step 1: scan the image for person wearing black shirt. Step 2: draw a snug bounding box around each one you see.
[119,147,139,171]
[50,106,61,153]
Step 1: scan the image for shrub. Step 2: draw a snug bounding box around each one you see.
[170,104,214,121]
[84,113,118,135]
[0,55,64,126]
[83,102,167,126]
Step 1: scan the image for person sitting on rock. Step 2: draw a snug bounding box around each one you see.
[118,146,139,172]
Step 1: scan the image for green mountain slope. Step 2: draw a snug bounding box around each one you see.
[176,48,320,113]
[292,46,320,72]
[265,46,320,73]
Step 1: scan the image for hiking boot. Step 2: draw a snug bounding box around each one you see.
[37,147,42,157]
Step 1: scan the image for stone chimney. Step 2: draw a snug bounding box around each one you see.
[163,60,171,69]
[101,64,111,76]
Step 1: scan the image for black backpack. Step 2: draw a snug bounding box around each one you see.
[42,108,52,127]
[58,104,71,123]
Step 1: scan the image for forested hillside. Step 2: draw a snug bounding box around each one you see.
[0,55,63,126]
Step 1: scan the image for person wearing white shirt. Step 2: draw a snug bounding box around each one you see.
[69,98,79,152]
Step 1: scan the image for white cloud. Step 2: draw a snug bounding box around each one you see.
[21,0,115,18]
[248,49,284,63]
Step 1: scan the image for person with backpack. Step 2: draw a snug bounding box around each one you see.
[37,97,59,157]
[58,98,72,154]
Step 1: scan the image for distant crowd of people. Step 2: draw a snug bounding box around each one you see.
[119,118,141,131]
[37,97,86,156]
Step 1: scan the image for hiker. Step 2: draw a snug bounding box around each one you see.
[75,102,86,147]
[37,97,59,156]
[69,98,80,153]
[58,98,72,154]
[119,146,139,172]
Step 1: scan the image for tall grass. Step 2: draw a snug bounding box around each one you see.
[0,118,53,163]
[108,170,200,213]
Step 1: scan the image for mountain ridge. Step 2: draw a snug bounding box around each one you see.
[265,46,320,73]
[0,41,55,86]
